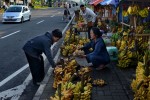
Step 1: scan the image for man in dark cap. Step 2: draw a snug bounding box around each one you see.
[23,29,62,85]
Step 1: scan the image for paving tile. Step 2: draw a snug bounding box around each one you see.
[112,96,121,100]
[128,94,134,100]
[104,91,112,95]
[40,90,54,99]
[119,95,129,100]
[97,90,104,95]
[97,96,113,100]
[97,86,110,91]
[110,89,125,93]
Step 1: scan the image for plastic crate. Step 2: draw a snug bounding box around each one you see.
[106,46,118,61]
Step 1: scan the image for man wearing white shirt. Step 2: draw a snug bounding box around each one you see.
[80,4,97,39]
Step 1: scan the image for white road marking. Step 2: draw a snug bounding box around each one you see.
[0,74,32,100]
[0,30,21,39]
[36,20,44,24]
[50,15,55,17]
[0,64,28,87]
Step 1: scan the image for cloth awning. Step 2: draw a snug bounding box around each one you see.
[89,0,104,6]
[100,0,119,6]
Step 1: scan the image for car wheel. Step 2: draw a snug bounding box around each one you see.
[28,15,31,21]
[21,17,24,23]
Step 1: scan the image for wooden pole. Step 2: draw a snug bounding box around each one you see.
[122,4,124,30]
[134,16,136,29]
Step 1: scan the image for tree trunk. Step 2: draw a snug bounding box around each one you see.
[41,0,44,7]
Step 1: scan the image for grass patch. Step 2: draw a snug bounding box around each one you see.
[33,5,49,9]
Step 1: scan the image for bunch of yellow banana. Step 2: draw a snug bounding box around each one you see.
[78,67,92,76]
[53,75,62,88]
[135,26,144,34]
[118,48,136,68]
[54,67,63,75]
[61,82,75,90]
[64,30,71,42]
[73,82,82,100]
[62,72,72,83]
[78,38,90,45]
[131,62,147,92]
[115,39,121,48]
[139,8,149,18]
[50,95,60,100]
[63,60,77,74]
[127,5,139,15]
[73,49,84,57]
[93,79,106,87]
[119,40,127,51]
[122,10,128,17]
[68,59,77,66]
[80,85,92,100]
[61,89,73,100]
[53,66,63,88]
[61,44,77,57]
[133,76,150,100]
[50,88,73,100]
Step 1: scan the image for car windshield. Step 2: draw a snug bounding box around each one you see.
[6,7,22,12]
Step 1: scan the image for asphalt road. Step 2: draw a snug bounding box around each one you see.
[0,7,73,100]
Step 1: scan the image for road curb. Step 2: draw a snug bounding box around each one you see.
[32,14,75,100]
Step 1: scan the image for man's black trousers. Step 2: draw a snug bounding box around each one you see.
[25,52,45,83]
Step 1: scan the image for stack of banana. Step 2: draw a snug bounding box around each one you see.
[73,82,82,100]
[61,29,90,57]
[53,59,77,88]
[73,82,92,100]
[131,51,150,100]
[73,49,85,57]
[123,4,149,18]
[111,27,149,68]
[80,83,92,100]
[93,79,106,87]
[139,8,149,18]
[135,26,144,34]
[78,67,92,76]
[122,10,128,17]
[51,82,92,100]
[116,31,137,68]
[127,5,139,15]
[51,82,75,100]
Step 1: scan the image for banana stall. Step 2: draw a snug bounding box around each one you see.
[110,0,150,99]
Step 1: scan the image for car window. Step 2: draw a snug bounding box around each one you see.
[6,7,22,12]
[26,8,28,11]
[23,7,28,12]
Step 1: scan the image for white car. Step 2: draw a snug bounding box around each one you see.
[2,5,31,23]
